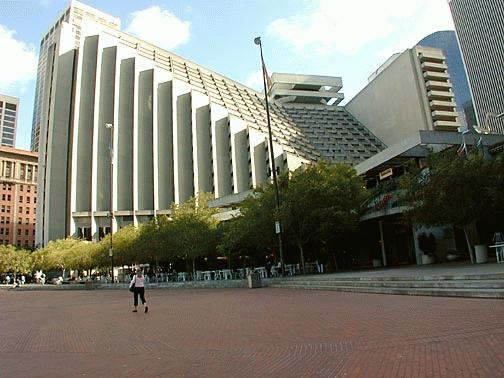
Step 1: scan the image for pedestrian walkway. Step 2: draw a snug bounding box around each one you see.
[1,288,503,377]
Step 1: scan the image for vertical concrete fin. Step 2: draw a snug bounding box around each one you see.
[192,91,211,195]
[157,78,174,210]
[173,80,193,204]
[230,117,249,193]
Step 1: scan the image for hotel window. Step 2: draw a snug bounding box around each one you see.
[26,197,30,204]
[0,216,3,223]
[17,229,21,236]
[25,229,29,236]
[19,196,23,203]
[7,195,10,201]
[6,217,10,223]
[18,207,22,213]
[27,166,32,181]
[1,194,5,201]
[5,228,9,235]
[25,208,29,214]
[18,218,22,224]
[27,186,30,193]
[20,185,23,192]
[20,164,25,180]
[0,228,3,235]
[1,205,4,212]
[6,205,10,212]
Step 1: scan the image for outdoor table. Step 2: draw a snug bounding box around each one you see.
[203,271,213,280]
[178,272,189,282]
[221,269,232,280]
[285,264,295,276]
[490,244,504,263]
[255,267,267,278]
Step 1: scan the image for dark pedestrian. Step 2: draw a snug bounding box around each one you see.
[129,269,148,313]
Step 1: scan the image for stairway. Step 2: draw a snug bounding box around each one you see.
[267,272,504,298]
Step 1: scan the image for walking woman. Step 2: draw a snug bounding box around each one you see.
[129,269,148,313]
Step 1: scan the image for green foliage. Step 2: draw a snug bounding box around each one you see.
[280,161,365,270]
[169,193,218,272]
[400,149,504,228]
[0,245,32,274]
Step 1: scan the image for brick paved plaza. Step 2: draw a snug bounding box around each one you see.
[1,288,503,377]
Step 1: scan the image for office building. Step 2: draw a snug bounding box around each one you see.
[0,94,19,147]
[31,0,120,151]
[346,45,460,148]
[449,0,504,133]
[416,30,475,130]
[0,147,38,248]
[35,2,383,246]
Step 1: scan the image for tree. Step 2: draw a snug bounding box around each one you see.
[281,162,365,273]
[170,193,218,274]
[400,148,504,262]
[0,245,32,275]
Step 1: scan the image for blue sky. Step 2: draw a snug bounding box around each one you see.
[0,0,455,151]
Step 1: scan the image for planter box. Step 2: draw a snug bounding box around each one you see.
[421,254,435,265]
[475,244,488,264]
[372,259,382,268]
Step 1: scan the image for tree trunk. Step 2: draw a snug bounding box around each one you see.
[298,242,306,275]
[192,259,196,276]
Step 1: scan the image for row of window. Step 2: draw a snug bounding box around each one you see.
[0,228,35,236]
[2,183,36,193]
[2,161,37,180]
[0,216,35,225]
[0,205,35,214]
[1,194,36,203]
[0,240,35,247]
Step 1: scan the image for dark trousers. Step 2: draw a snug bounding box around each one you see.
[133,287,146,306]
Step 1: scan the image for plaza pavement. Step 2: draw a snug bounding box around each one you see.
[1,286,503,377]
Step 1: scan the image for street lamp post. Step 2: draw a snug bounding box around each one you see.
[105,123,114,282]
[254,36,285,277]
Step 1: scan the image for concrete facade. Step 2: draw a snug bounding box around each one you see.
[35,3,384,247]
[346,46,460,148]
[30,0,120,152]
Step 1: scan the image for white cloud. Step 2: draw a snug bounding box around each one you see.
[245,70,264,91]
[268,0,454,56]
[0,25,38,92]
[125,6,190,51]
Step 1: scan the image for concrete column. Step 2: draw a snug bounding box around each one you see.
[230,117,249,193]
[249,129,268,187]
[116,57,135,213]
[173,80,193,204]
[137,68,154,211]
[192,91,212,195]
[152,69,172,212]
[211,104,232,198]
[156,79,174,210]
[379,219,388,267]
[75,35,98,214]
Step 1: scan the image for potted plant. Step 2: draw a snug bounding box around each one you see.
[418,232,436,265]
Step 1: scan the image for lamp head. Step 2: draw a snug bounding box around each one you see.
[105,123,113,129]
[254,37,261,46]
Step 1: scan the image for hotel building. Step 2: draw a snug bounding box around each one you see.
[35,3,383,246]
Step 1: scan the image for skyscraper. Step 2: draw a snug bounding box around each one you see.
[30,0,120,151]
[0,94,19,147]
[449,0,504,133]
